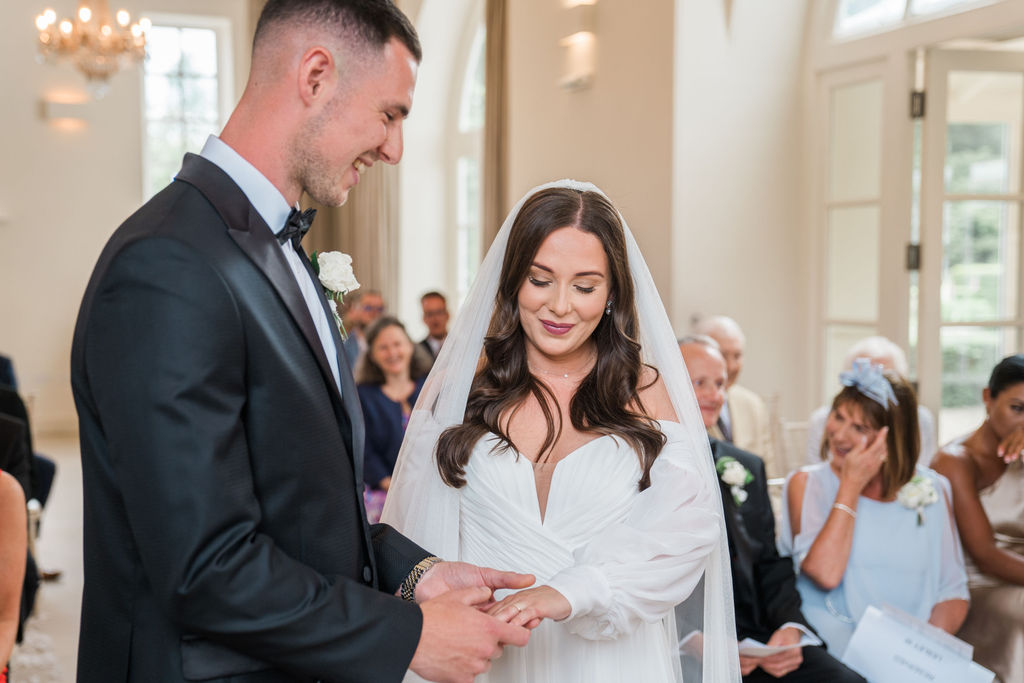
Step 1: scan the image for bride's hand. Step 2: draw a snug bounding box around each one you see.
[487,586,571,628]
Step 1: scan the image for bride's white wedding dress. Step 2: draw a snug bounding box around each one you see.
[383,180,740,682]
[460,420,719,682]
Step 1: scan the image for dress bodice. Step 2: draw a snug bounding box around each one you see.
[439,419,720,683]
[460,432,643,583]
[967,459,1024,588]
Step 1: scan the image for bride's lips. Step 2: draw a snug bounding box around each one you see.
[540,319,574,336]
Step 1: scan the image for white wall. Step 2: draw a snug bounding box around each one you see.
[0,0,251,434]
[673,0,810,419]
[506,0,677,306]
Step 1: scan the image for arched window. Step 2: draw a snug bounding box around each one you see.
[452,24,486,304]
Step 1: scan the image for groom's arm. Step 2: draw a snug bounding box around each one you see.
[83,237,422,681]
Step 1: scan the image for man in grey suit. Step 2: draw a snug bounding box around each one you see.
[71,2,530,681]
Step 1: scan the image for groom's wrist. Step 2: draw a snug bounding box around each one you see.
[400,556,443,602]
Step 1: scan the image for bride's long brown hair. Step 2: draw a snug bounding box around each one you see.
[436,187,667,490]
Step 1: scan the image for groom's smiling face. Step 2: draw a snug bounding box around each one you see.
[298,37,418,207]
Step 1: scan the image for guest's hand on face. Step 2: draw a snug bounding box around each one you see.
[757,626,804,678]
[996,425,1024,464]
[414,561,535,606]
[839,427,889,491]
[487,586,570,629]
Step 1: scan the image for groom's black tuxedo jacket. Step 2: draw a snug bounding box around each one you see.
[71,154,430,683]
[710,439,812,643]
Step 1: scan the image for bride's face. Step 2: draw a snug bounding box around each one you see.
[517,226,610,364]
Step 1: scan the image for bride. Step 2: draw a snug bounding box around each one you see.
[383,180,739,682]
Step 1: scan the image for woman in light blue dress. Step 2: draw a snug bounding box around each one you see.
[779,359,969,656]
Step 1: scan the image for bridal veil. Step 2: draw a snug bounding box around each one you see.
[382,179,740,682]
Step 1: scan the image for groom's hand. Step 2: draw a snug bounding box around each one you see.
[415,561,535,606]
[411,586,531,683]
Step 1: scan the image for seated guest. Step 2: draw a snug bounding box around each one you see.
[355,316,431,522]
[341,289,385,368]
[0,356,14,389]
[693,315,776,474]
[680,336,863,682]
[805,337,936,466]
[418,290,449,362]
[0,469,27,682]
[780,360,968,656]
[932,354,1024,683]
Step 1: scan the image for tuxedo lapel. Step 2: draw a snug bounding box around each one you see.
[294,247,364,481]
[174,154,344,415]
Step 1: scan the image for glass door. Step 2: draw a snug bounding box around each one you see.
[919,48,1024,443]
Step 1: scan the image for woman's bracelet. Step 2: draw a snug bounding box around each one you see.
[832,502,857,519]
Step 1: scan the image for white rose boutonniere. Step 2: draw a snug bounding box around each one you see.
[897,474,939,525]
[312,250,360,340]
[716,456,754,506]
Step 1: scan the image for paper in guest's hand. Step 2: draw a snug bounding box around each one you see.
[737,632,822,658]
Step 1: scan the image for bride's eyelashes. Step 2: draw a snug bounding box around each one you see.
[526,276,598,294]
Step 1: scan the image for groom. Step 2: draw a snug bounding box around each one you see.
[71,1,531,681]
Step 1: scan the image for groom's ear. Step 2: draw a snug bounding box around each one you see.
[297,46,335,106]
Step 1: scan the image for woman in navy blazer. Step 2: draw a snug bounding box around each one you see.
[356,317,432,518]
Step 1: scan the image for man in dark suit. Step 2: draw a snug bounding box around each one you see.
[341,289,385,369]
[418,291,449,361]
[680,336,863,682]
[71,2,531,681]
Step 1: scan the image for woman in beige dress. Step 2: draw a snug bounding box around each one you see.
[932,354,1024,683]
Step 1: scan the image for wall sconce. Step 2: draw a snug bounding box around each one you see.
[559,1,596,91]
[38,92,90,129]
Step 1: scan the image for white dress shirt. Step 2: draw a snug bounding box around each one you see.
[199,135,342,391]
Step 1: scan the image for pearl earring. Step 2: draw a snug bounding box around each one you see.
[605,300,613,316]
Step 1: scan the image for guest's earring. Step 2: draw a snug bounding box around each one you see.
[605,300,613,316]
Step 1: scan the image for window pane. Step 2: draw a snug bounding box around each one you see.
[144,74,181,119]
[180,28,218,77]
[145,121,185,197]
[456,156,481,302]
[458,25,486,133]
[830,79,883,201]
[941,201,1019,322]
[939,326,1018,442]
[824,323,877,403]
[827,206,880,322]
[143,24,222,200]
[145,26,182,75]
[945,72,1023,195]
[181,76,219,117]
[910,0,981,15]
[834,0,906,37]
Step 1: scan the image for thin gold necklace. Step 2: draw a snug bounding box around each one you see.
[528,355,595,381]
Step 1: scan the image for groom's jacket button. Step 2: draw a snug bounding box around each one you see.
[362,565,373,583]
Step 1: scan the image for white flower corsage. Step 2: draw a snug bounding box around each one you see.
[716,456,754,506]
[897,474,938,526]
[311,250,360,340]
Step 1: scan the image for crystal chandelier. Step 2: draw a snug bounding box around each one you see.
[35,1,150,98]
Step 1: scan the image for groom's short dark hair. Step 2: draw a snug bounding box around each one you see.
[254,0,421,62]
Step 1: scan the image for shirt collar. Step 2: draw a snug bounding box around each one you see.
[199,135,293,235]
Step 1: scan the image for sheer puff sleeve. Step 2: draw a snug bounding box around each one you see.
[545,420,721,640]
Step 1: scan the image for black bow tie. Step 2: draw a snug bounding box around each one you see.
[278,207,317,247]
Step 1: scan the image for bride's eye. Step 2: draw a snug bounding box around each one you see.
[575,285,595,294]
[528,276,551,287]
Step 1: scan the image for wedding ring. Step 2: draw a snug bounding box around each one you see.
[512,602,525,613]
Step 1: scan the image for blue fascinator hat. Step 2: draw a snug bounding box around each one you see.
[839,357,899,409]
